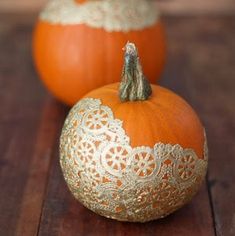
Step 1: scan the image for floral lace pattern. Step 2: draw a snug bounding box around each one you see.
[60,98,208,222]
[40,0,159,32]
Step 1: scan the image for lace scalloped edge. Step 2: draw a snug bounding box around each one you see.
[39,0,160,32]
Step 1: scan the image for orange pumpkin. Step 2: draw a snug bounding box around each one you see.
[60,42,208,222]
[33,0,166,105]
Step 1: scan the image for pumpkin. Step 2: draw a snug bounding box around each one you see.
[33,0,166,106]
[60,42,208,222]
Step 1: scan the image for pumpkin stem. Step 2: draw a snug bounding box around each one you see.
[119,42,152,102]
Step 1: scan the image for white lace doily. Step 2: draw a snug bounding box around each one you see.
[40,0,159,32]
[60,98,208,222]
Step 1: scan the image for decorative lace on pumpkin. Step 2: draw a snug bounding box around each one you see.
[60,98,208,222]
[40,0,159,32]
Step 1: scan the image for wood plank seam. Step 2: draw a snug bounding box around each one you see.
[206,174,217,236]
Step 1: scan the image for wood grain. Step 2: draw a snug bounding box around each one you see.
[0,14,234,236]
[14,100,66,236]
[0,20,66,236]
[0,22,43,236]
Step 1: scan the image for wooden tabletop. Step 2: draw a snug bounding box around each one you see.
[0,14,234,236]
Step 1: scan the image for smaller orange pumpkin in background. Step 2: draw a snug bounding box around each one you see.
[60,42,208,222]
[33,0,166,106]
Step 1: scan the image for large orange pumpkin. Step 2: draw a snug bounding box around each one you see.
[33,0,166,105]
[60,43,208,222]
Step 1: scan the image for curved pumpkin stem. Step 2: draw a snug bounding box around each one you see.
[119,42,152,102]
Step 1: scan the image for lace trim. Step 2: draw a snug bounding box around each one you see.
[39,0,159,32]
[60,98,208,222]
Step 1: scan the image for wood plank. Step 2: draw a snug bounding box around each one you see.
[161,16,235,236]
[0,19,66,236]
[37,16,215,236]
[0,21,42,236]
[14,100,67,236]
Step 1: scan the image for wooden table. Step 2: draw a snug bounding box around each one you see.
[0,14,234,236]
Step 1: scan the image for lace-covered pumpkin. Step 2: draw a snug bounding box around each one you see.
[60,43,208,222]
[33,0,166,105]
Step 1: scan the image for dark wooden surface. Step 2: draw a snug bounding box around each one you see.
[0,15,235,236]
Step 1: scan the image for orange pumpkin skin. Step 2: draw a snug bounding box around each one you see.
[84,83,205,158]
[33,21,166,106]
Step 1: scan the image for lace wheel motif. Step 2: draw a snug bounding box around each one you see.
[101,143,131,177]
[82,107,111,134]
[131,147,160,179]
[60,98,208,222]
[76,139,96,164]
[176,150,197,181]
[40,0,159,32]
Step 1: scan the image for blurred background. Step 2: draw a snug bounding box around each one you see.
[0,1,235,236]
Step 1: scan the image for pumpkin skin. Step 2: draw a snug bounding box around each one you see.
[83,84,205,157]
[60,83,208,222]
[33,1,166,106]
